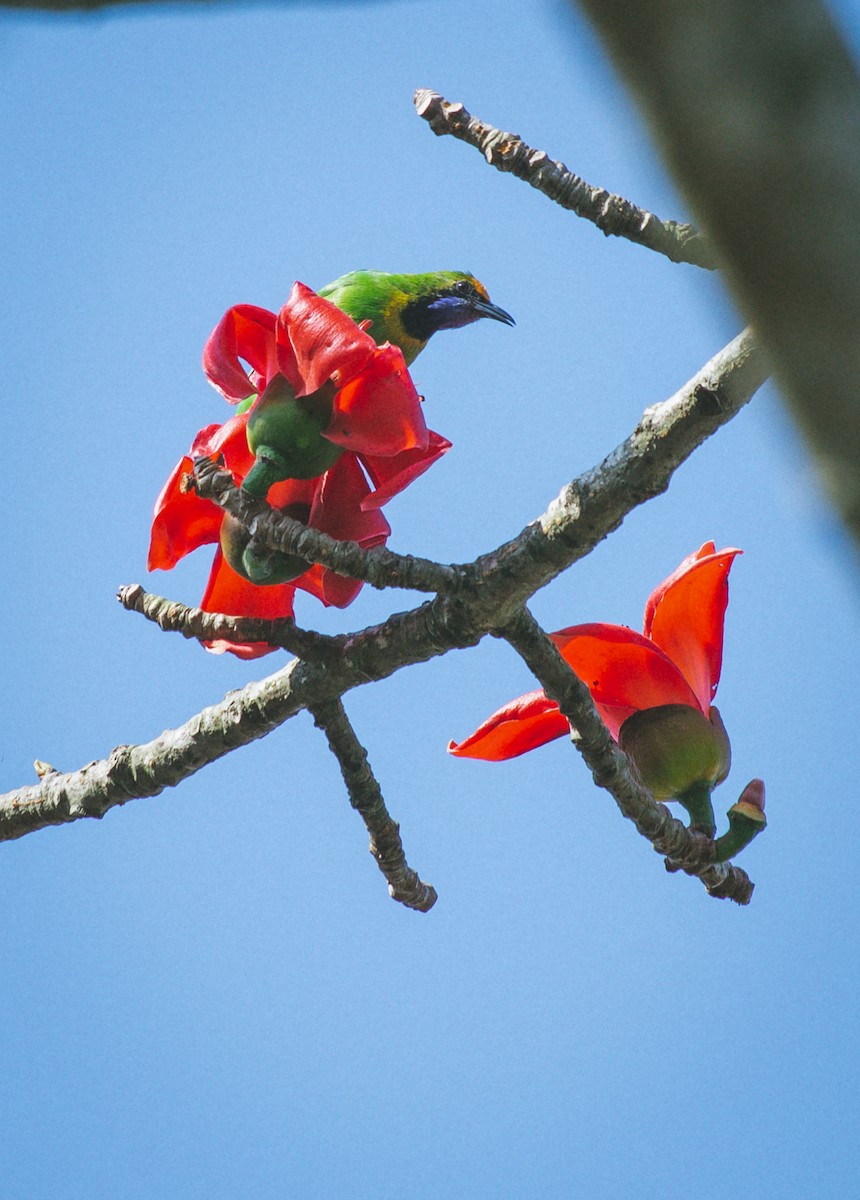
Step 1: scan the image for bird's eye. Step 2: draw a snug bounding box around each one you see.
[452,280,473,297]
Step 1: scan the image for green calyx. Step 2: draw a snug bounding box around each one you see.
[220,503,312,586]
[618,704,732,829]
[242,375,343,497]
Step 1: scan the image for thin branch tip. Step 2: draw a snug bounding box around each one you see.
[117,582,326,657]
[311,700,437,912]
[414,88,717,269]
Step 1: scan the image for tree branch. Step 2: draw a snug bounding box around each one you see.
[413,88,716,269]
[2,331,767,902]
[192,455,461,595]
[117,583,332,658]
[310,700,437,911]
[497,607,754,903]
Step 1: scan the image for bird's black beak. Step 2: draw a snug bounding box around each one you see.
[470,297,516,327]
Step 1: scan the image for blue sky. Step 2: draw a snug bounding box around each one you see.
[2,2,858,1196]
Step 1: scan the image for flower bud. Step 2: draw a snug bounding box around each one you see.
[714,778,767,862]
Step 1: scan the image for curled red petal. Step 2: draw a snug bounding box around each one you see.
[551,623,703,738]
[148,415,254,571]
[643,545,741,710]
[448,690,571,760]
[200,547,295,659]
[325,344,428,458]
[360,430,452,510]
[643,542,715,634]
[279,282,375,395]
[203,304,278,402]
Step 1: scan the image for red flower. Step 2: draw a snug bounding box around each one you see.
[449,543,741,771]
[148,284,450,658]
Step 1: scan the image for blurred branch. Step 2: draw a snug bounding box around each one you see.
[414,88,716,269]
[6,0,208,7]
[498,607,754,903]
[310,699,437,911]
[573,0,860,550]
[118,583,331,659]
[4,0,164,6]
[3,332,766,900]
[192,455,461,595]
[4,0,387,11]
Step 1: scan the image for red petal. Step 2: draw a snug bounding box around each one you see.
[594,702,640,735]
[643,545,741,710]
[643,542,715,630]
[266,475,318,510]
[196,411,254,473]
[296,563,368,610]
[551,623,703,738]
[279,282,375,395]
[148,415,254,571]
[309,454,391,545]
[203,305,278,402]
[324,344,428,458]
[200,547,295,659]
[294,455,390,610]
[295,564,358,609]
[448,689,571,760]
[361,430,451,510]
[148,454,221,570]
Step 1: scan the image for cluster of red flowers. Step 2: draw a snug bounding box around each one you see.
[148,284,449,657]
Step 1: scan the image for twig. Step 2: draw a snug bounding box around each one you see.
[117,584,332,659]
[310,700,437,912]
[497,607,754,904]
[414,89,716,269]
[192,455,461,595]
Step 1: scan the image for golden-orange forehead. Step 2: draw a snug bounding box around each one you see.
[468,276,489,300]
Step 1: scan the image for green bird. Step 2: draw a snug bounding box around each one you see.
[318,269,515,365]
[236,270,513,582]
[245,270,513,483]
